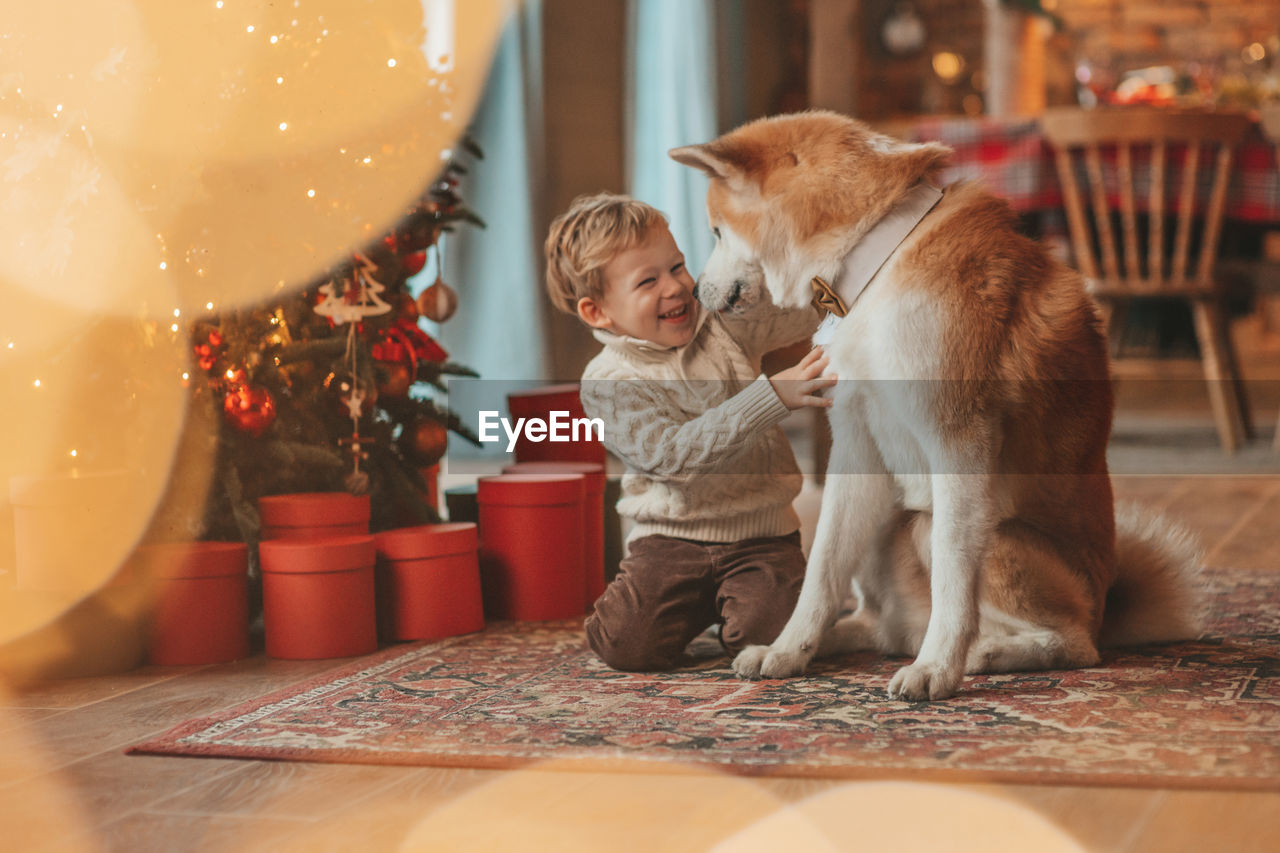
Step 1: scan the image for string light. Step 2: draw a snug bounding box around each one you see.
[279,121,288,131]
[33,379,41,388]
[276,76,284,85]
[181,372,190,381]
[69,449,77,458]
[247,25,255,33]
[269,35,279,44]
[206,301,214,310]
[387,59,397,68]
[225,369,236,380]
[306,189,316,198]
[159,261,167,270]
[173,308,181,317]
[170,323,180,332]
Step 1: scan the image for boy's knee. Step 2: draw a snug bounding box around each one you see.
[585,612,683,672]
[719,606,791,653]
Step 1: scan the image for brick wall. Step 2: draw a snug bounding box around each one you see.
[847,0,1280,118]
[1053,0,1280,106]
[1059,0,1280,68]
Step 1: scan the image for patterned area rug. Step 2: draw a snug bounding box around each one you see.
[130,568,1280,789]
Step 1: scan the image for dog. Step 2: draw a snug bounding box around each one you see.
[670,111,1202,700]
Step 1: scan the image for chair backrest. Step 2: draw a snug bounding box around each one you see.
[1041,107,1253,295]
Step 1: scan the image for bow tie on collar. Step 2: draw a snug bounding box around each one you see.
[809,182,944,321]
[810,276,850,318]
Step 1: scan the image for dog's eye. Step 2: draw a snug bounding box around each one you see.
[712,227,721,240]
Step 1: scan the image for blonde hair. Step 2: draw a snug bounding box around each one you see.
[544,192,667,316]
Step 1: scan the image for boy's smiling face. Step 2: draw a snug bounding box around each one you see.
[577,224,700,348]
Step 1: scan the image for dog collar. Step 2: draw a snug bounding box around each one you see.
[810,182,944,319]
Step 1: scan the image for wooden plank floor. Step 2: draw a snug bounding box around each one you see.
[2,474,1278,852]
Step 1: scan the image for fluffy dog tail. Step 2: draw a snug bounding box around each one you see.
[1099,502,1205,648]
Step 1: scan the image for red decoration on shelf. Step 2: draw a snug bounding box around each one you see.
[222,383,277,436]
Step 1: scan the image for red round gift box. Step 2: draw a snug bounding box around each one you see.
[137,541,251,666]
[258,492,370,540]
[502,461,606,609]
[476,474,585,621]
[258,535,377,659]
[505,384,606,466]
[374,523,484,641]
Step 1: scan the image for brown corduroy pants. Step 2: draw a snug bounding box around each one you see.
[584,532,806,672]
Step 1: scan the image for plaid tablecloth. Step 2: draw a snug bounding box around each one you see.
[900,117,1280,225]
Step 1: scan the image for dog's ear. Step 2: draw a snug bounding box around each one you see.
[880,140,952,184]
[669,143,744,182]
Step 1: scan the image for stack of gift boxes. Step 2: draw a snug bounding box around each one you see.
[38,383,614,668]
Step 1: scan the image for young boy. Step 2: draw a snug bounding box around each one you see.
[544,192,834,672]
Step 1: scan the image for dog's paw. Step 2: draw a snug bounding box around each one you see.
[732,645,769,679]
[732,645,810,680]
[887,661,962,701]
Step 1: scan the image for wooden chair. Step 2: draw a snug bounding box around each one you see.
[1041,107,1254,453]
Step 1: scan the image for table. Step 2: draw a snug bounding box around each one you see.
[889,116,1280,225]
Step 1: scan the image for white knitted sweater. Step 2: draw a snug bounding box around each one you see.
[579,300,821,544]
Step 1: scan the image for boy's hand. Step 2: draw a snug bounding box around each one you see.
[769,346,837,410]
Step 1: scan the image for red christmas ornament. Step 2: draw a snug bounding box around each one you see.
[418,276,458,323]
[402,417,448,465]
[194,329,226,372]
[401,251,427,276]
[379,362,413,399]
[223,384,277,436]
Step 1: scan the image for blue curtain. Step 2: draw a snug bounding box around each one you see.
[626,0,718,274]
[419,1,547,384]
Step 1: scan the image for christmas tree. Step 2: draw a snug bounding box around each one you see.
[167,138,487,546]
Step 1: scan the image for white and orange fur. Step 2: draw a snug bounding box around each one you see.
[671,111,1203,700]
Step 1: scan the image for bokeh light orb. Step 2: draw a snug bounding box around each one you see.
[0,0,508,671]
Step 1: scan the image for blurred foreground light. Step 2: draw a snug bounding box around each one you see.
[0,0,508,677]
